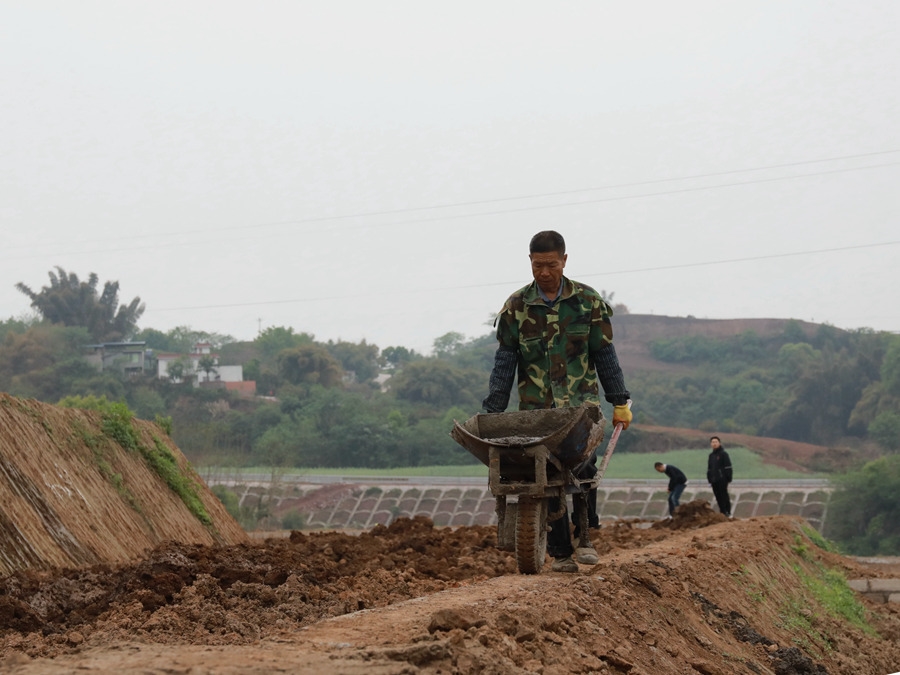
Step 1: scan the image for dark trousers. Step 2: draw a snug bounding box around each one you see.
[668,483,686,516]
[572,486,600,537]
[711,481,731,516]
[547,495,573,559]
[549,453,599,558]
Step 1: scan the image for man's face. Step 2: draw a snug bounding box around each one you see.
[530,250,567,296]
[710,438,721,450]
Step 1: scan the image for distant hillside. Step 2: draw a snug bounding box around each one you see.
[613,314,822,375]
[0,394,247,575]
[627,424,843,473]
[604,315,883,471]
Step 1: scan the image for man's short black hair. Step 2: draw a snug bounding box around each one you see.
[529,230,566,255]
[710,435,721,443]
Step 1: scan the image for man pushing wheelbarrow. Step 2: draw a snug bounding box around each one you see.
[459,230,632,574]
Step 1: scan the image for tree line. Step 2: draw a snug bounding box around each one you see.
[3,267,900,468]
[5,267,900,553]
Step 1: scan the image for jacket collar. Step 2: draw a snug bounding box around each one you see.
[522,276,576,305]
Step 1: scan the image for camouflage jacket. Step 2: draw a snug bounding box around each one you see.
[495,276,617,410]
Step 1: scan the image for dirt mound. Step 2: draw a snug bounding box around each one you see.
[667,498,729,529]
[2,514,900,674]
[0,394,247,576]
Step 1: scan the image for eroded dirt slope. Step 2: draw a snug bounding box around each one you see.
[0,394,247,576]
[2,503,899,674]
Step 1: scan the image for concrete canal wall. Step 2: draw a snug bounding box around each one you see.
[203,475,833,533]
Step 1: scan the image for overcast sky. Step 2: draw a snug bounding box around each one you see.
[1,2,898,354]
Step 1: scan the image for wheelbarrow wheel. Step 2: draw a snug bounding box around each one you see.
[515,496,548,574]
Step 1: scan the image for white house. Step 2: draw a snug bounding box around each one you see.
[156,343,243,387]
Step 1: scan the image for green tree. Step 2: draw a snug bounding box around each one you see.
[127,386,168,420]
[165,357,193,383]
[0,314,36,343]
[16,267,145,342]
[0,324,124,401]
[776,342,818,381]
[781,319,809,343]
[881,337,900,397]
[326,339,379,383]
[825,455,900,554]
[381,345,419,369]
[390,360,482,409]
[869,412,900,452]
[135,326,234,353]
[133,327,178,352]
[255,326,314,358]
[197,354,218,382]
[432,331,465,358]
[277,344,343,388]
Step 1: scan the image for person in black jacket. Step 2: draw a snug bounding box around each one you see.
[707,436,733,517]
[654,462,687,518]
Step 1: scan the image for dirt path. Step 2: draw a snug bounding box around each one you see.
[3,505,900,674]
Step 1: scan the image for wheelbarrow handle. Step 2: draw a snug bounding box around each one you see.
[596,399,631,481]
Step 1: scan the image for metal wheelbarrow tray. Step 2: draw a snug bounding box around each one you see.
[450,404,606,574]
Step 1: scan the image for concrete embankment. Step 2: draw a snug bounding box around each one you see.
[202,473,833,532]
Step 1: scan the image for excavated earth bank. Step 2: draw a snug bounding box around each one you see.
[3,504,900,674]
[2,393,899,674]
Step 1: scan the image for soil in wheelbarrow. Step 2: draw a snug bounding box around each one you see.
[3,502,900,675]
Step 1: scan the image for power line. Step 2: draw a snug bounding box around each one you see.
[4,148,899,255]
[152,239,900,313]
[4,159,899,264]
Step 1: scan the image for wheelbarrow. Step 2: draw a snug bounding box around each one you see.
[450,403,623,574]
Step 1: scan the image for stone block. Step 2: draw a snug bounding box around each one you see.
[450,513,473,526]
[476,501,496,514]
[331,510,353,526]
[623,502,647,518]
[807,490,830,503]
[369,511,392,526]
[433,512,452,526]
[437,499,458,513]
[847,579,869,592]
[755,502,780,517]
[398,499,419,512]
[801,504,825,521]
[417,498,438,513]
[357,497,378,511]
[472,512,495,525]
[306,510,333,528]
[869,578,900,593]
[733,502,755,518]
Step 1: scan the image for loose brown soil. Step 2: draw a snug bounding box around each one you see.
[3,502,900,675]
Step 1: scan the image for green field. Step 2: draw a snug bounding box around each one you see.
[204,447,825,481]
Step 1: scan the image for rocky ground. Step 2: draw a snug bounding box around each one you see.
[2,501,899,675]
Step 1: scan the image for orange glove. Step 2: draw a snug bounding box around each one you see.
[613,404,633,430]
